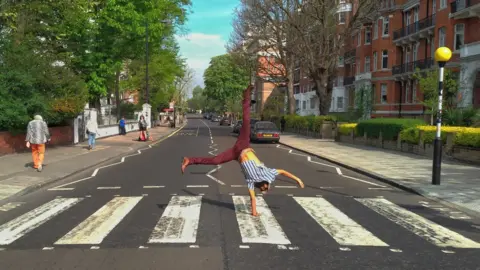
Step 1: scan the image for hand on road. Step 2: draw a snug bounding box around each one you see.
[298,181,305,188]
[251,211,259,217]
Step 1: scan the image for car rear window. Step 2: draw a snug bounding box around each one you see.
[256,122,277,130]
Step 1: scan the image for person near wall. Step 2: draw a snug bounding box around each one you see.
[119,116,126,135]
[280,116,286,133]
[86,118,99,150]
[138,115,148,141]
[25,115,51,172]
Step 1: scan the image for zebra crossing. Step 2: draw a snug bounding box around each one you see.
[0,195,479,250]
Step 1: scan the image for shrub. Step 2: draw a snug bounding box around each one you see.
[399,126,480,148]
[284,115,336,131]
[356,118,425,141]
[338,123,357,135]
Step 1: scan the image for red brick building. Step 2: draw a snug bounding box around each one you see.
[343,0,480,118]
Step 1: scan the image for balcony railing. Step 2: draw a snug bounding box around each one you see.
[344,76,355,85]
[392,58,434,75]
[344,49,356,59]
[393,15,436,41]
[451,0,477,13]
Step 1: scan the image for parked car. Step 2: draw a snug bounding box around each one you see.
[219,117,231,126]
[250,121,280,143]
[211,115,221,122]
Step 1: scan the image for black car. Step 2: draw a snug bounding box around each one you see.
[249,121,280,143]
[236,119,259,134]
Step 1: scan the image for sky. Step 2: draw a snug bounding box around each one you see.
[175,0,238,98]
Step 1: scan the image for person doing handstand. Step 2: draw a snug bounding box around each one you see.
[181,85,304,216]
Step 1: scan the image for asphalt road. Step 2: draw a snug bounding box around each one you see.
[0,116,479,270]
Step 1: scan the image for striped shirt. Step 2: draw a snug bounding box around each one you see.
[25,120,50,145]
[239,148,278,190]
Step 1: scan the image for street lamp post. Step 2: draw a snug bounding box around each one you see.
[145,20,150,104]
[432,47,452,185]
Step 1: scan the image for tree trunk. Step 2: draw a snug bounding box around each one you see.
[313,71,333,115]
[115,70,121,119]
[287,60,295,114]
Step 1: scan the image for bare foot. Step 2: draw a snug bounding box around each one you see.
[181,157,189,174]
[251,212,260,217]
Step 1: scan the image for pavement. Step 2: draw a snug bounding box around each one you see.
[0,116,479,269]
[278,133,480,218]
[0,125,184,204]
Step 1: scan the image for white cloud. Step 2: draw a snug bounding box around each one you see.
[176,33,227,89]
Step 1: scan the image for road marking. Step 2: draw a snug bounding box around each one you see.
[0,202,25,212]
[143,186,165,189]
[189,245,199,248]
[368,187,393,190]
[49,188,74,191]
[335,168,342,175]
[339,247,351,251]
[42,247,54,250]
[97,187,121,190]
[206,166,225,185]
[356,198,480,248]
[231,185,246,188]
[139,245,148,249]
[390,249,402,252]
[148,196,202,243]
[294,197,388,247]
[90,246,100,249]
[275,186,297,189]
[186,185,209,188]
[320,187,343,189]
[233,196,290,245]
[48,176,92,191]
[288,246,299,250]
[239,245,250,249]
[341,175,386,187]
[55,197,142,245]
[442,250,455,254]
[0,198,82,245]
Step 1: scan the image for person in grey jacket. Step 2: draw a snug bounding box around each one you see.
[25,115,50,172]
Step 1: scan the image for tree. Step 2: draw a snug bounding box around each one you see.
[413,68,458,124]
[203,54,249,113]
[228,0,296,114]
[188,86,207,111]
[244,0,378,115]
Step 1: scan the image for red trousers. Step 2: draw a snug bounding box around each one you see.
[187,87,251,165]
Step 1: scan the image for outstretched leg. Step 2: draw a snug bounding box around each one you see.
[234,85,253,151]
[181,148,236,173]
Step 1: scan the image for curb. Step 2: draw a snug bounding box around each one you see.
[278,140,480,218]
[0,125,186,204]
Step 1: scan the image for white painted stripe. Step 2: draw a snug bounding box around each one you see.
[275,186,297,189]
[231,185,246,188]
[55,197,142,245]
[341,175,386,187]
[294,197,388,246]
[368,187,393,190]
[96,187,121,190]
[0,198,82,245]
[233,196,290,245]
[148,196,202,243]
[357,198,480,248]
[335,168,342,175]
[143,186,165,189]
[186,185,209,188]
[48,188,74,191]
[48,176,92,190]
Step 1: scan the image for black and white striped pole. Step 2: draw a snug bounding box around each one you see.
[432,47,452,185]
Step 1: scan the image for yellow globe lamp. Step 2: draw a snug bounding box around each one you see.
[434,47,452,62]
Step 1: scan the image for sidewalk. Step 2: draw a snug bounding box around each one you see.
[279,133,480,217]
[0,125,184,202]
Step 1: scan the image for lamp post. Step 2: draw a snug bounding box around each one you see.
[432,47,452,185]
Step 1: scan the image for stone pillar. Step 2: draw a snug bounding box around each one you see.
[142,103,152,129]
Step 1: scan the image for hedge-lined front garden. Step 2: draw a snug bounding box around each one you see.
[338,118,480,148]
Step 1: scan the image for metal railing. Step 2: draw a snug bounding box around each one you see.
[344,76,355,85]
[393,15,436,41]
[451,0,478,13]
[392,58,434,75]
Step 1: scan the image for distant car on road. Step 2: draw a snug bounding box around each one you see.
[219,117,231,126]
[211,115,221,122]
[232,120,242,133]
[250,121,280,143]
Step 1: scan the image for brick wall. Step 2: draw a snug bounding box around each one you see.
[0,126,73,155]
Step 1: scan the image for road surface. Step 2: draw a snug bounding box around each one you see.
[0,116,479,269]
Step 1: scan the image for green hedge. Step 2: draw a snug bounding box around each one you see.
[284,115,336,132]
[399,126,480,147]
[356,118,425,140]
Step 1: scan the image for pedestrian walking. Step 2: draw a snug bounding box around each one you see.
[86,118,99,150]
[181,85,304,216]
[119,116,126,135]
[280,116,286,133]
[25,115,50,172]
[138,115,148,141]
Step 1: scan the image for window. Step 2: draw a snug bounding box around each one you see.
[454,24,465,51]
[310,97,316,109]
[440,0,446,9]
[373,20,378,39]
[439,27,446,47]
[338,12,346,24]
[382,50,388,69]
[365,28,371,44]
[357,32,361,46]
[371,84,376,104]
[405,81,410,103]
[381,84,388,103]
[413,43,418,62]
[294,85,300,94]
[432,0,436,14]
[382,17,389,36]
[338,56,344,67]
[295,99,300,109]
[357,62,361,74]
[302,100,306,110]
[365,56,370,72]
[412,81,417,103]
[338,76,344,86]
[337,97,344,109]
[373,52,377,71]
